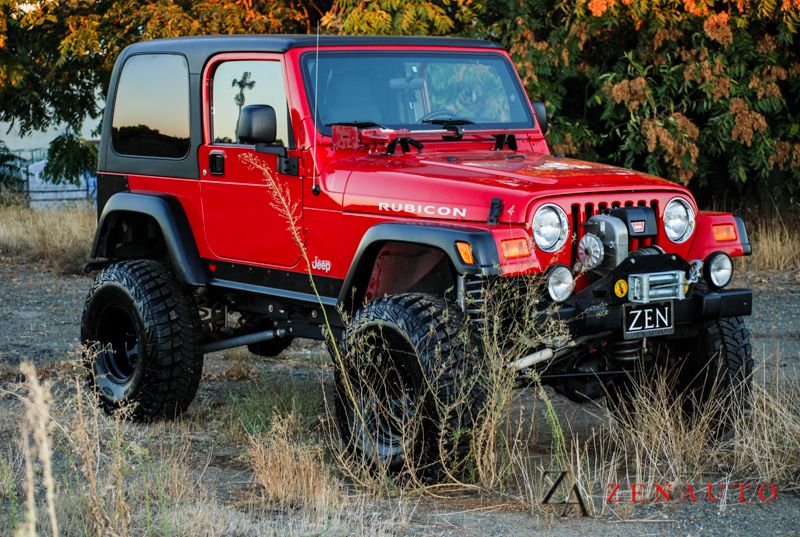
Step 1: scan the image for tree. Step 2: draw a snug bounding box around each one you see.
[494,0,800,205]
[232,71,256,142]
[321,0,485,35]
[2,0,798,204]
[0,139,22,189]
[0,0,331,184]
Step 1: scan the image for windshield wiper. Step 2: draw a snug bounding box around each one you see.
[420,118,481,141]
[325,121,385,129]
[420,118,481,127]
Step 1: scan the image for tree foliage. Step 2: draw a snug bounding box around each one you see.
[1,0,799,204]
[42,132,97,184]
[500,0,800,205]
[0,0,330,184]
[321,0,484,35]
[0,139,22,189]
[0,1,329,135]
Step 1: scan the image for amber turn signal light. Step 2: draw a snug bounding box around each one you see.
[713,224,737,242]
[456,241,476,264]
[500,238,531,259]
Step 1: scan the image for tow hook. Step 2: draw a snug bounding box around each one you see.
[688,259,703,284]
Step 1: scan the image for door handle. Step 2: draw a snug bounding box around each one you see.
[209,151,225,175]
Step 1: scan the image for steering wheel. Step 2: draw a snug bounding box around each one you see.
[419,109,458,122]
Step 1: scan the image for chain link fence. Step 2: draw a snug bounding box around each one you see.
[4,148,96,208]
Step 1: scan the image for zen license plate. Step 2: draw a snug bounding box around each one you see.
[623,301,674,339]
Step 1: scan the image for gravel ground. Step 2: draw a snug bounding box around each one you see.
[0,260,798,536]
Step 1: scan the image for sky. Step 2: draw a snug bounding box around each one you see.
[1,120,97,154]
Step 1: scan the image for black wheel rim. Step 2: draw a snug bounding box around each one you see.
[96,304,140,384]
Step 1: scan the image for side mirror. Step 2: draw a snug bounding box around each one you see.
[237,104,277,144]
[533,101,548,135]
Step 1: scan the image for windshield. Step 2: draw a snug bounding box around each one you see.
[302,52,534,135]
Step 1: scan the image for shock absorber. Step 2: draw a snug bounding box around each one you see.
[611,339,643,362]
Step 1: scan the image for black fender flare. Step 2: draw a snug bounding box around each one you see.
[89,192,206,286]
[338,222,501,309]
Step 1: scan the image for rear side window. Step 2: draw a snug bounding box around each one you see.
[112,54,191,158]
[211,60,290,146]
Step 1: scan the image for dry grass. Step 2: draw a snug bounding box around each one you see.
[16,362,59,537]
[1,347,797,534]
[0,186,796,278]
[320,274,572,497]
[514,365,800,517]
[739,212,800,272]
[247,412,339,512]
[0,358,411,536]
[0,203,95,273]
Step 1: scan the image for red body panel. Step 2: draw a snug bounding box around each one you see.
[123,44,747,281]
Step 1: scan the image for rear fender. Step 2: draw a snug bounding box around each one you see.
[89,192,206,286]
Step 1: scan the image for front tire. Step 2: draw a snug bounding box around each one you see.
[679,316,753,410]
[333,293,485,480]
[607,316,753,419]
[81,260,203,420]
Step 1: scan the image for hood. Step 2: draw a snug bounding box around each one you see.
[340,150,692,224]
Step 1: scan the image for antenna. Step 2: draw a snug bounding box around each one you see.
[311,22,321,196]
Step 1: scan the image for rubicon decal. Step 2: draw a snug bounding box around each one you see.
[378,202,468,218]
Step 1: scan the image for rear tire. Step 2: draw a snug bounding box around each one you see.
[333,293,485,480]
[81,260,203,420]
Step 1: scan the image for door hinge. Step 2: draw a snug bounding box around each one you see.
[279,156,299,176]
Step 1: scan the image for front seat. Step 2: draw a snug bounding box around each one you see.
[322,74,382,125]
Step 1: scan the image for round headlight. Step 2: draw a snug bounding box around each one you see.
[704,252,733,288]
[547,265,575,302]
[532,204,569,252]
[664,197,695,243]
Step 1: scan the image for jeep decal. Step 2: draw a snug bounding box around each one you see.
[311,256,332,273]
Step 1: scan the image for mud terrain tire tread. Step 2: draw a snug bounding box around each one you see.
[692,315,753,398]
[81,260,203,420]
[334,293,485,477]
[607,316,753,419]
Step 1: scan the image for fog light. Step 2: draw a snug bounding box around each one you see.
[704,252,733,288]
[547,265,575,302]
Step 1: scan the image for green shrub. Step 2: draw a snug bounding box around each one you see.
[325,0,800,204]
[502,0,800,205]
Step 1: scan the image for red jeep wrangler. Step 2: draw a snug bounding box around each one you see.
[82,35,752,472]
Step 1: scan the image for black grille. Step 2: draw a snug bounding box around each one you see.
[570,198,661,264]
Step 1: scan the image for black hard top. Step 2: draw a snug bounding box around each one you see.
[123,34,503,73]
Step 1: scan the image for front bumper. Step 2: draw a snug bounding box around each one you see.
[554,288,752,338]
[547,253,752,339]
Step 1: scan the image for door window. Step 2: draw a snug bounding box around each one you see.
[211,60,290,146]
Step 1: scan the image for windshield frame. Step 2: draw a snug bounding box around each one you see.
[299,50,535,137]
